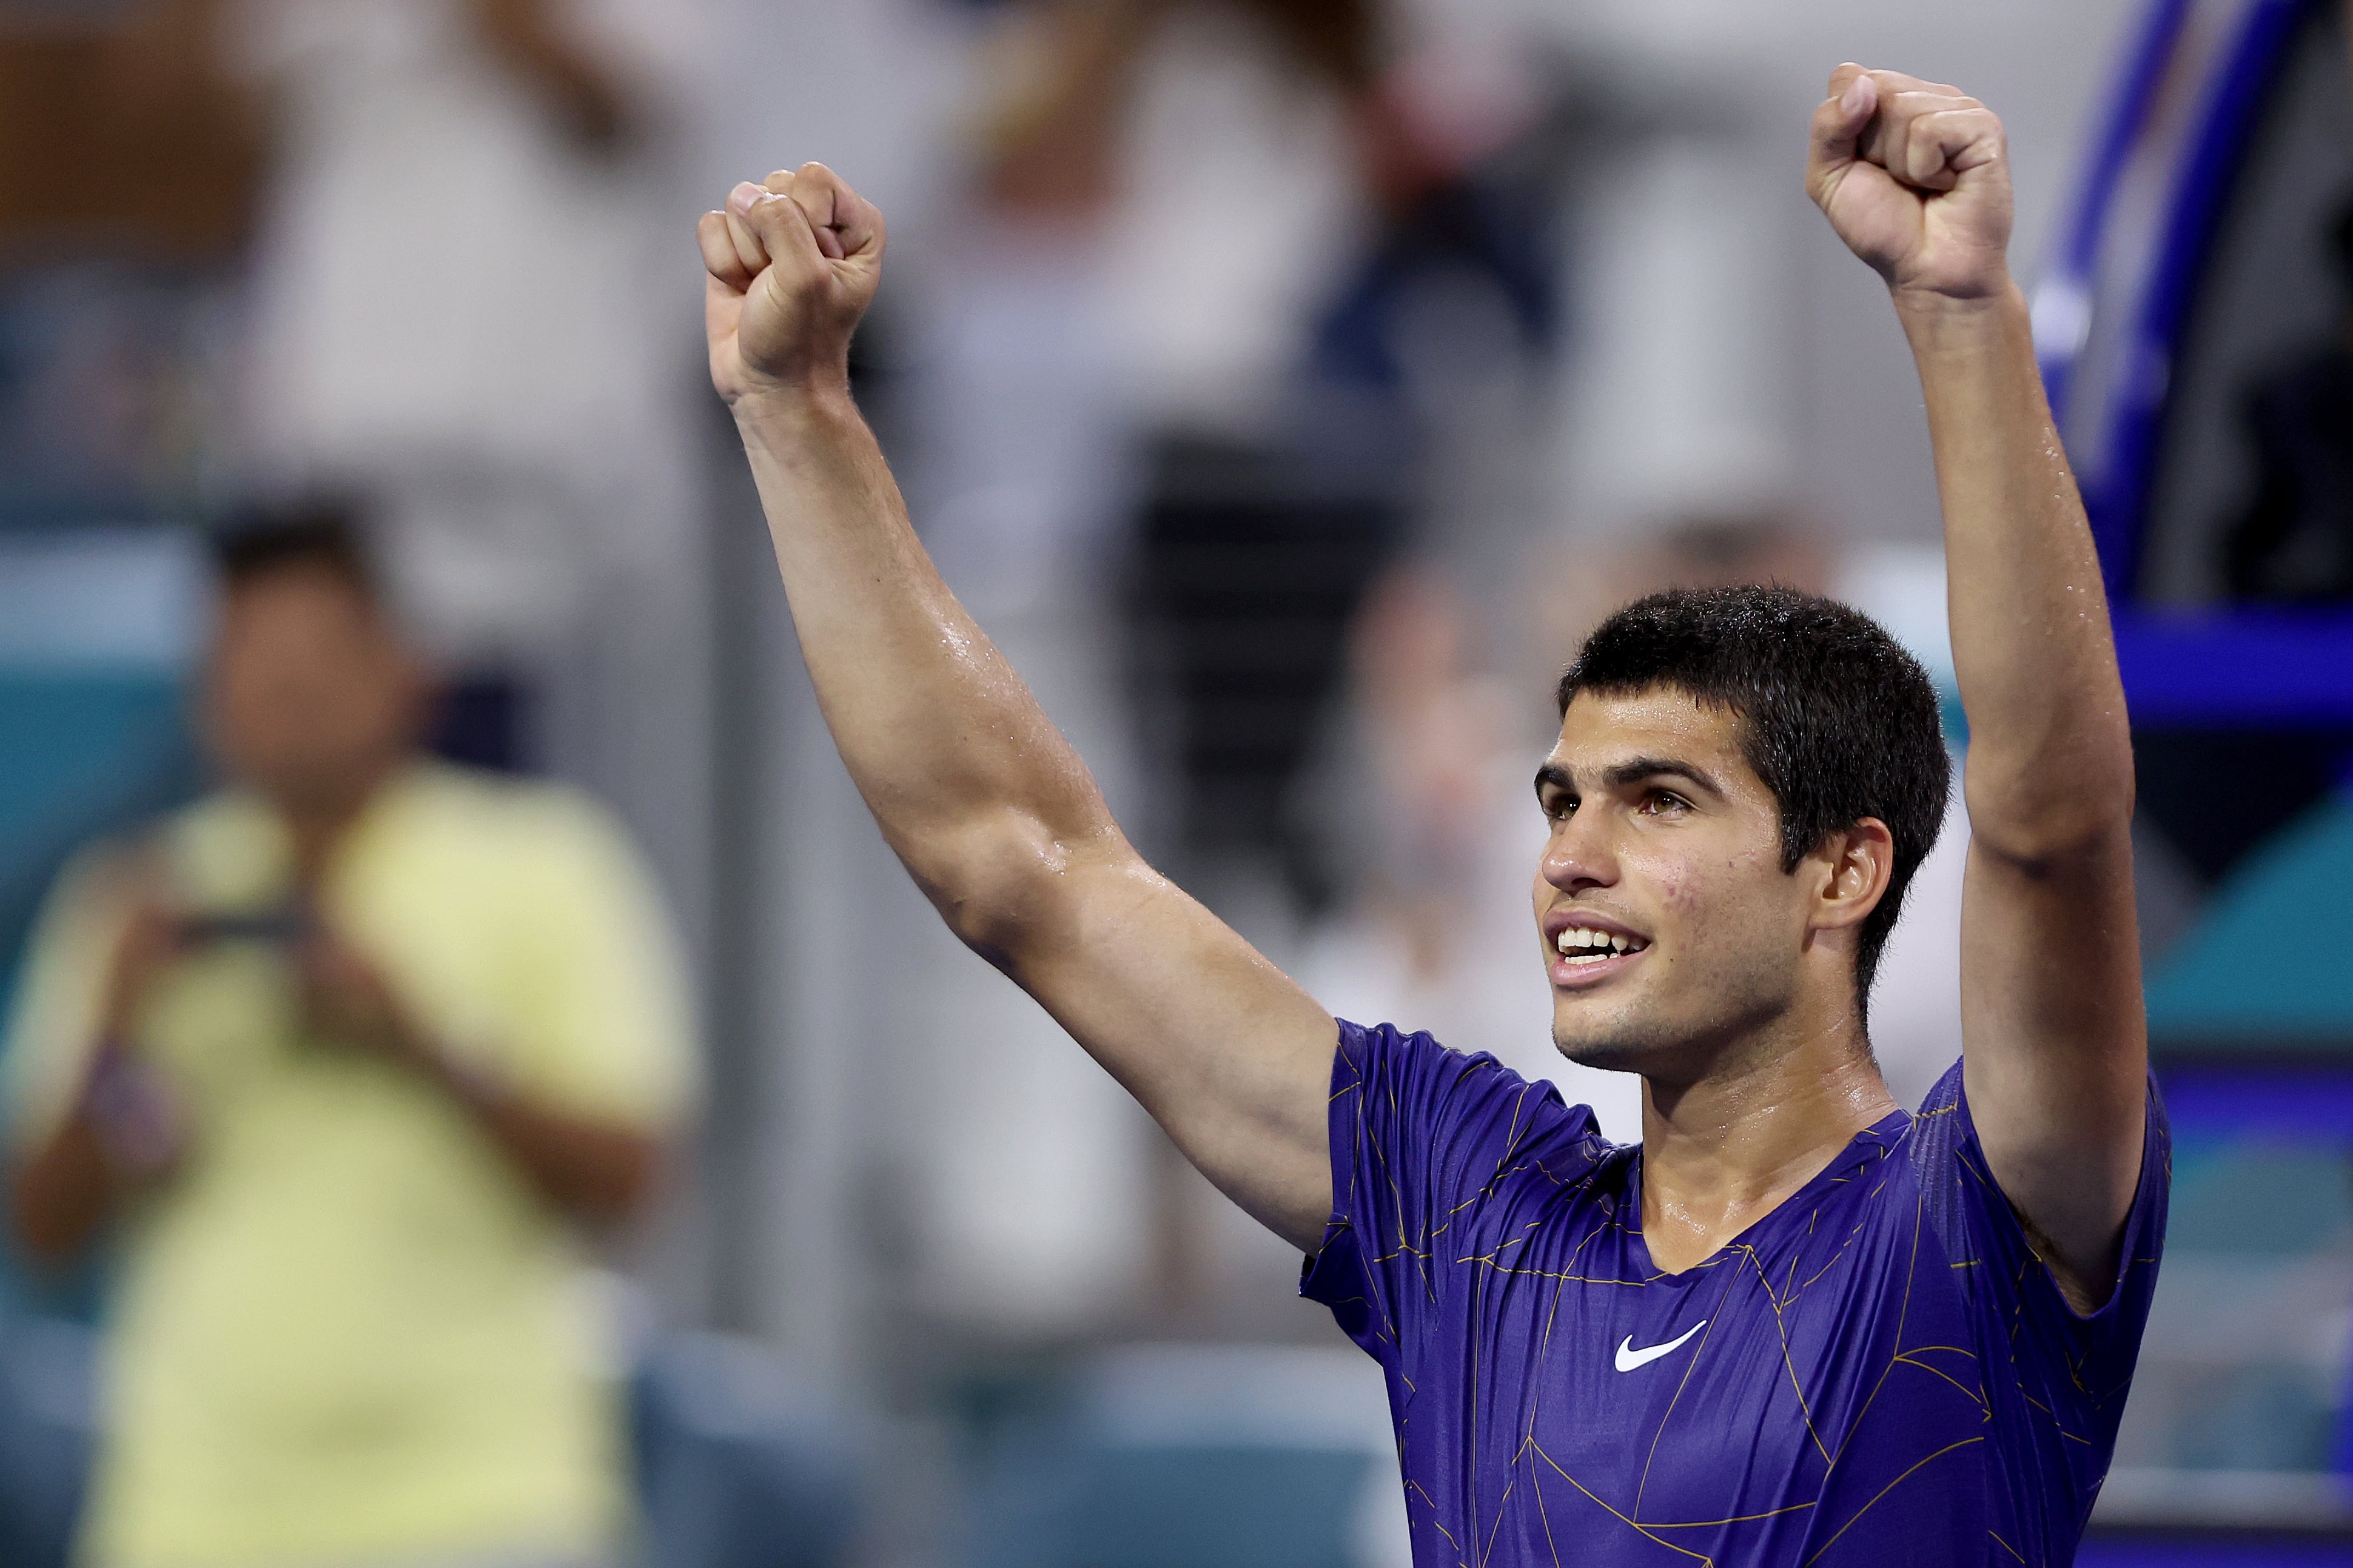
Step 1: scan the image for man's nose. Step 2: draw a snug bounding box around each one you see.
[1540,814,1617,893]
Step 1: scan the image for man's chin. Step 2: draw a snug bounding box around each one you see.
[1550,1019,1661,1075]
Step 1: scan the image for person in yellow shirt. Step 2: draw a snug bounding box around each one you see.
[3,510,699,1568]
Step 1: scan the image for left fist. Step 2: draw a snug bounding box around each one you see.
[1807,66,2013,304]
[699,163,886,407]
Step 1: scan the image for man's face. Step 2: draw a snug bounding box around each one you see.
[203,566,425,813]
[1532,687,1817,1081]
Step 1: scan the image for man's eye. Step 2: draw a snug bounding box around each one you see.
[1643,792,1690,816]
[1542,796,1576,821]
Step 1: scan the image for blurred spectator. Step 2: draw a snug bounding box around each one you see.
[974,0,1379,217]
[223,0,704,658]
[2221,195,2353,603]
[956,0,1554,454]
[2,508,697,1568]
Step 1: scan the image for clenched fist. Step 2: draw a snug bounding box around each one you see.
[1808,66,2013,304]
[699,163,886,406]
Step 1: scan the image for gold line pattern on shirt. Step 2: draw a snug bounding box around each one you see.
[1325,1032,2152,1567]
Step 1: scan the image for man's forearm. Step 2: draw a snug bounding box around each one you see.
[9,1047,181,1263]
[1903,284,2135,860]
[733,387,1119,936]
[412,1050,661,1226]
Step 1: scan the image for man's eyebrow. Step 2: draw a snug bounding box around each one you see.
[1601,756,1728,800]
[1532,758,1726,801]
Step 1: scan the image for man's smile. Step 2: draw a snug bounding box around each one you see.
[1543,911,1653,990]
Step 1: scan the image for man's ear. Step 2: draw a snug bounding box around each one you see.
[1812,818,1895,933]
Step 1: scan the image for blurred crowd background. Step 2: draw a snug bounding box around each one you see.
[0,0,2349,1565]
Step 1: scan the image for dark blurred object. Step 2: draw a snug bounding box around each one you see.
[1130,436,1401,913]
[2131,727,2351,885]
[1311,161,1558,393]
[2220,198,2353,603]
[174,905,309,946]
[210,497,382,594]
[1246,0,1378,92]
[0,0,263,263]
[428,671,531,773]
[2047,0,2353,604]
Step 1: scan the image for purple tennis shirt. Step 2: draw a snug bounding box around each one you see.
[1302,1020,2169,1566]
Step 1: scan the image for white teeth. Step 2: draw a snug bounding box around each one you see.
[1557,926,1644,957]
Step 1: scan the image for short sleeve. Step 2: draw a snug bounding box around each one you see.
[489,792,701,1131]
[2,848,131,1151]
[1908,1060,2170,1459]
[1300,1020,1606,1373]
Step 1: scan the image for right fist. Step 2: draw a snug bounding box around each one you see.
[698,163,885,406]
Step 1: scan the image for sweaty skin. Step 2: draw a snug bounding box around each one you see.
[699,62,2144,1304]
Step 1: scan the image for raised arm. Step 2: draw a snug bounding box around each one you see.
[697,169,1335,1250]
[1808,69,2146,1304]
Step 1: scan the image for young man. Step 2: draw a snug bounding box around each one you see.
[700,63,2164,1564]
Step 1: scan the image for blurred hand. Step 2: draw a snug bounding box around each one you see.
[78,865,192,1185]
[698,164,886,405]
[99,894,186,1042]
[298,928,428,1069]
[471,0,636,155]
[1807,66,2014,306]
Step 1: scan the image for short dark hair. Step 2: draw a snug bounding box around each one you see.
[1556,585,1951,1011]
[211,500,381,603]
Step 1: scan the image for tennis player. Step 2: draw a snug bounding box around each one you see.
[699,63,2164,1564]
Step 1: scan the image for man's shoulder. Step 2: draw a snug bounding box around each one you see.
[1337,1019,1624,1185]
[1896,1057,1991,1198]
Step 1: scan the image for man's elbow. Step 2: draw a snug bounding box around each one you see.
[905,809,1124,962]
[1963,754,2138,872]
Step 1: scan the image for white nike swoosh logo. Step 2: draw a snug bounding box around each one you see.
[1614,1321,1708,1372]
